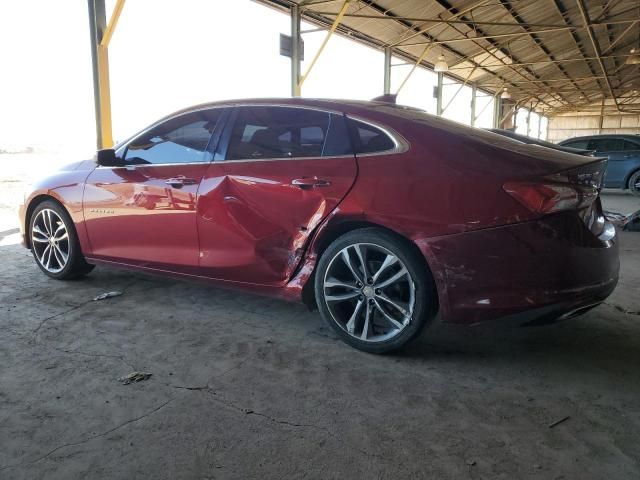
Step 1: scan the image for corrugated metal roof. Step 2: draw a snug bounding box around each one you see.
[260,0,640,115]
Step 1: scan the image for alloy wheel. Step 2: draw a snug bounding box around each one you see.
[632,174,640,195]
[322,242,416,343]
[31,208,70,273]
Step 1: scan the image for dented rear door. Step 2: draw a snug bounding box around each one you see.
[196,105,357,286]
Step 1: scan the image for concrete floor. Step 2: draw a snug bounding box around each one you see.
[0,168,639,478]
[601,189,640,216]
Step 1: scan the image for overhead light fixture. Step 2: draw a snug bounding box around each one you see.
[500,87,511,99]
[626,48,640,65]
[434,54,448,73]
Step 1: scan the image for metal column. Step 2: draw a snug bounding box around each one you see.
[88,0,108,149]
[537,114,542,139]
[290,4,301,97]
[470,84,477,126]
[383,47,392,95]
[296,0,349,96]
[88,0,125,149]
[493,97,501,128]
[436,72,443,116]
[526,108,532,137]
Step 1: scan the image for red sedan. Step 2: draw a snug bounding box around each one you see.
[19,99,619,353]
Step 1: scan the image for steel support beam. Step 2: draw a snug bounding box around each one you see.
[296,0,349,96]
[87,0,125,149]
[576,0,619,112]
[430,0,567,107]
[311,10,640,28]
[493,97,501,128]
[291,4,302,97]
[436,72,444,116]
[347,0,554,109]
[471,84,477,126]
[441,65,477,114]
[395,43,433,95]
[497,0,589,101]
[88,0,107,149]
[383,46,392,94]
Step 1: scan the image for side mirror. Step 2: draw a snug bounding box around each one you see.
[96,148,124,167]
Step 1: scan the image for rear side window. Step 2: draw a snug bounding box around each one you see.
[124,109,221,165]
[588,138,624,152]
[347,118,396,154]
[226,106,351,160]
[623,140,640,151]
[563,139,589,149]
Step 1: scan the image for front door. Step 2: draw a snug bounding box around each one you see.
[83,108,224,273]
[196,105,357,285]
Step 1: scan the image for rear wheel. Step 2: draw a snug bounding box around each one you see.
[29,200,94,280]
[314,228,435,353]
[628,170,640,197]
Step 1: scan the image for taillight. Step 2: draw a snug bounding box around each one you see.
[503,182,597,214]
[504,158,605,215]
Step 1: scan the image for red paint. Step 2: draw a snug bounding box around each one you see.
[196,156,357,284]
[19,98,619,325]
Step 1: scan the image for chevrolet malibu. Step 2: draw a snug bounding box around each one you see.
[19,99,619,353]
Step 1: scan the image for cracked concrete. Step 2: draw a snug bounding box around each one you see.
[0,190,639,479]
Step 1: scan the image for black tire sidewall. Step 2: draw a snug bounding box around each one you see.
[314,228,435,354]
[29,200,88,280]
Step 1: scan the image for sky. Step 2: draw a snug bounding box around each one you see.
[0,0,533,156]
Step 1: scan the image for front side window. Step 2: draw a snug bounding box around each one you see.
[347,118,396,154]
[124,109,221,165]
[588,138,624,152]
[563,139,589,149]
[226,106,351,160]
[623,140,640,151]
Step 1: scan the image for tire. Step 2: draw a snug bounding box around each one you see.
[628,170,640,197]
[314,227,436,354]
[29,200,94,280]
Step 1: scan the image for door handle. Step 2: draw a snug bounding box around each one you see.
[165,176,197,188]
[291,177,331,189]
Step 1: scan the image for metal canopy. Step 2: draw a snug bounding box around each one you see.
[259,0,640,115]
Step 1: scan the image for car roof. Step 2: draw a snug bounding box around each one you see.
[561,134,640,142]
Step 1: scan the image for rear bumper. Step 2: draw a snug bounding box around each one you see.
[420,212,620,325]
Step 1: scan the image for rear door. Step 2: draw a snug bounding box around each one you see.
[83,108,225,273]
[588,137,625,187]
[196,105,357,285]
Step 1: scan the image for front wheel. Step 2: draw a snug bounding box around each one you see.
[314,228,436,354]
[29,200,94,280]
[628,170,640,197]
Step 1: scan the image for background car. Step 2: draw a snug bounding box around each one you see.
[19,99,619,353]
[558,134,640,196]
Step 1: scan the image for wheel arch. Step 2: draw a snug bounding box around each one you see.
[24,194,67,249]
[625,167,640,190]
[301,218,439,314]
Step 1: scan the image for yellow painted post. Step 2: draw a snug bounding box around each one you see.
[97,45,114,147]
[88,0,125,149]
[296,0,350,96]
[96,0,125,148]
[100,0,126,48]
